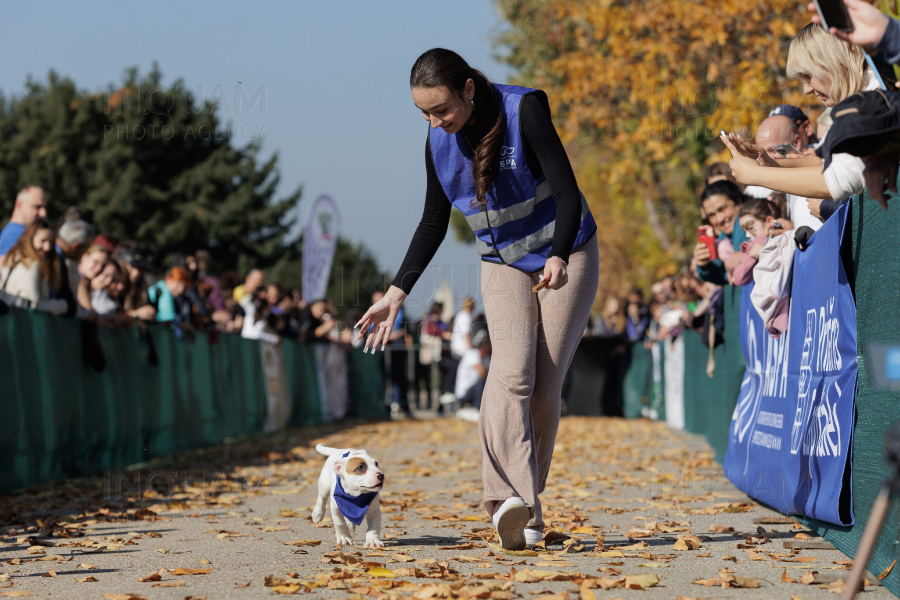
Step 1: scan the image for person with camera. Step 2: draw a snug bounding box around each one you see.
[355,48,599,550]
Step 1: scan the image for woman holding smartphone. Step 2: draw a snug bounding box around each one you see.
[355,48,599,550]
[722,24,877,202]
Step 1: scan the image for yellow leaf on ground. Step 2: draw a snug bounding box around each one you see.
[367,567,397,578]
[168,568,211,575]
[75,576,98,582]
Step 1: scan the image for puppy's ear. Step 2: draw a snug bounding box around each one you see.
[334,460,345,475]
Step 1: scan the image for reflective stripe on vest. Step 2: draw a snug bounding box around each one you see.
[474,192,590,265]
[465,181,552,231]
[429,83,596,272]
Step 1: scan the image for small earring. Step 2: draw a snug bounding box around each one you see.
[470,98,475,109]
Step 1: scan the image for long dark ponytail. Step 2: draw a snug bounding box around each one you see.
[410,48,504,208]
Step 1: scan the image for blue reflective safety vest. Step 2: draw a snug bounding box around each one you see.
[429,83,597,273]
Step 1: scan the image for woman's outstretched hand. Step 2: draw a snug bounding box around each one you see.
[720,132,762,185]
[356,286,407,353]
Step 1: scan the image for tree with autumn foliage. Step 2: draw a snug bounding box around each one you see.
[493,0,810,300]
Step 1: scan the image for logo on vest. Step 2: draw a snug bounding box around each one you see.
[500,146,517,171]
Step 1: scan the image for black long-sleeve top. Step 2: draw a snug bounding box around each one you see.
[391,91,591,294]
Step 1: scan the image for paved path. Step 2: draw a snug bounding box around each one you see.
[0,416,889,599]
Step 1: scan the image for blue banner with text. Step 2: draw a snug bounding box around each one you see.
[723,202,857,526]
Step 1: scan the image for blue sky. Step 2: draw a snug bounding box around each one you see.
[0,1,511,316]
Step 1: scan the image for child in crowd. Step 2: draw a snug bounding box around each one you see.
[732,198,794,286]
[148,266,191,323]
[0,218,67,314]
[75,245,110,310]
[89,259,122,316]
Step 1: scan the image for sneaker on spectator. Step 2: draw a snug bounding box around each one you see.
[439,392,457,405]
[456,407,479,422]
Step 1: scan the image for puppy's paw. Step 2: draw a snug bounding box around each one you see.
[363,537,384,548]
[336,534,353,547]
[311,509,324,524]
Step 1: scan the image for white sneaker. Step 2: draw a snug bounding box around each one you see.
[439,392,457,405]
[456,407,480,422]
[524,528,542,546]
[492,498,529,551]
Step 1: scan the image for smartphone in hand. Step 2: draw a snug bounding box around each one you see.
[812,0,854,32]
[774,143,802,157]
[698,225,718,261]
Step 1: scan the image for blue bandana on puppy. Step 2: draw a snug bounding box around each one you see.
[332,451,378,526]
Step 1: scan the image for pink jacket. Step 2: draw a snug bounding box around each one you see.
[732,235,768,286]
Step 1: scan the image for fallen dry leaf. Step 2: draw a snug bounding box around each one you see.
[514,569,577,583]
[151,580,186,587]
[674,535,702,551]
[137,570,163,582]
[782,569,797,583]
[389,553,415,563]
[169,568,211,576]
[878,559,897,580]
[437,542,480,550]
[818,579,846,594]
[799,570,818,585]
[624,573,660,589]
[718,569,759,588]
[282,539,321,547]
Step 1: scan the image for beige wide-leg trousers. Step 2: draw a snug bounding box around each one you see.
[479,233,599,531]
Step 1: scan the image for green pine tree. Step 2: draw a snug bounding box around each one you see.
[0,66,298,274]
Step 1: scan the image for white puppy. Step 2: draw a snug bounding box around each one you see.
[311,444,385,547]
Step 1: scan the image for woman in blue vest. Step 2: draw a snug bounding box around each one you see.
[357,49,599,550]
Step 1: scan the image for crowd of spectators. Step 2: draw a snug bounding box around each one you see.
[593,0,900,373]
[373,294,490,423]
[0,189,348,350]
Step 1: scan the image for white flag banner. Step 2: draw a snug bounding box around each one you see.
[302,194,341,304]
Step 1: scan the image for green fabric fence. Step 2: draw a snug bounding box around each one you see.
[619,197,900,596]
[0,311,268,492]
[0,312,388,494]
[680,286,746,460]
[797,196,900,597]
